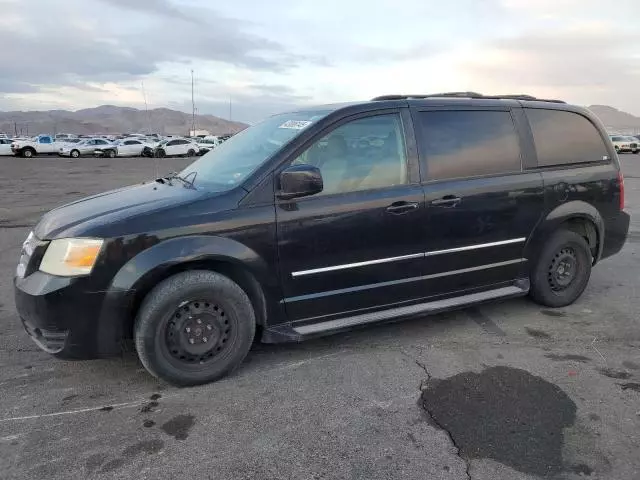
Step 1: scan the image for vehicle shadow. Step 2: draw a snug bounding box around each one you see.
[43,297,533,391]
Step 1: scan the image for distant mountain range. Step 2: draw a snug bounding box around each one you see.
[587,105,640,133]
[0,105,247,136]
[0,103,637,137]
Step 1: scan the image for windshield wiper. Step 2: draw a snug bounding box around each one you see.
[164,171,197,189]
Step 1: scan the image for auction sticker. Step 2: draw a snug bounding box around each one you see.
[279,120,312,130]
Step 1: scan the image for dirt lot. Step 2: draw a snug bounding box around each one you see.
[1,155,639,480]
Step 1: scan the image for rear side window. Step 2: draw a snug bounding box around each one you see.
[417,110,522,181]
[525,109,608,166]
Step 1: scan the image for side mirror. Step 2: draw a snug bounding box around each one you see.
[278,164,323,200]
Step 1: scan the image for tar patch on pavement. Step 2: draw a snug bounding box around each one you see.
[619,382,640,392]
[570,463,594,475]
[99,406,114,412]
[85,453,108,474]
[420,366,577,477]
[122,439,164,458]
[100,458,126,473]
[150,393,162,401]
[540,309,567,317]
[140,401,159,413]
[525,327,551,339]
[545,354,592,363]
[61,394,79,404]
[622,360,640,370]
[598,368,632,380]
[143,419,156,428]
[161,414,195,440]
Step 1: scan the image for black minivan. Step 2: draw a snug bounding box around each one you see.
[14,93,629,386]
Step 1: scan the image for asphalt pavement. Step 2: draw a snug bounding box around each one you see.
[1,155,639,480]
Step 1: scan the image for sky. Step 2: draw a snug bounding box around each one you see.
[1,0,639,123]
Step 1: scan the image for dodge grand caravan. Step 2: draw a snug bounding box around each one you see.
[14,93,629,386]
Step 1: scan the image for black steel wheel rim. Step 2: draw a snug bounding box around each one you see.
[548,247,578,292]
[164,300,232,365]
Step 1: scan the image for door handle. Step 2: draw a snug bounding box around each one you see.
[386,201,419,214]
[431,195,461,207]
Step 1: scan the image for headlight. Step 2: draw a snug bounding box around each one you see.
[39,238,104,276]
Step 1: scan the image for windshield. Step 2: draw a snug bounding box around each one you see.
[180,110,329,191]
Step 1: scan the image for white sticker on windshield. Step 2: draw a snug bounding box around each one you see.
[279,120,312,130]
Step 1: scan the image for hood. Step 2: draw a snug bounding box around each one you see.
[35,181,204,239]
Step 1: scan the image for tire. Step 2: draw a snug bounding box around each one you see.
[156,149,166,158]
[187,149,196,157]
[134,270,256,386]
[22,148,35,158]
[529,229,592,308]
[70,150,80,158]
[633,150,639,155]
[107,150,116,158]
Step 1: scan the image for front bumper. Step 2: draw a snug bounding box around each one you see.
[14,271,134,358]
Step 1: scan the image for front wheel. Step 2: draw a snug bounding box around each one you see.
[107,150,116,158]
[187,149,196,157]
[22,148,35,158]
[134,270,256,386]
[155,149,166,158]
[529,230,592,308]
[70,150,80,158]
[633,150,639,155]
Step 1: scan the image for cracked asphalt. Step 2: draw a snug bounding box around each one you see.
[1,155,640,479]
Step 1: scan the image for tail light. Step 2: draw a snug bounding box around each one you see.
[618,171,625,210]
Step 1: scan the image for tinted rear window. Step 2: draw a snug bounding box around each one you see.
[525,109,608,166]
[417,110,522,181]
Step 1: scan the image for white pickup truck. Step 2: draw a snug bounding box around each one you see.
[11,135,59,157]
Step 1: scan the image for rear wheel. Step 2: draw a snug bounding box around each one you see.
[22,148,35,158]
[529,230,592,308]
[134,270,255,386]
[156,149,166,158]
[187,149,196,157]
[107,150,116,158]
[633,150,639,155]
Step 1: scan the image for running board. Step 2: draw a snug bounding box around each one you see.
[293,284,528,336]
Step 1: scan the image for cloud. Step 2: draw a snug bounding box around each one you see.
[0,0,311,96]
[97,0,201,23]
[456,27,640,109]
[3,0,640,121]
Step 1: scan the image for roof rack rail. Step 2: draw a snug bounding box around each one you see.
[371,92,566,104]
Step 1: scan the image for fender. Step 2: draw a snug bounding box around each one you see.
[525,200,605,264]
[94,235,281,354]
[109,234,275,293]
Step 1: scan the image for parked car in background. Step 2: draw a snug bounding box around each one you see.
[54,138,82,147]
[0,138,14,155]
[196,135,222,155]
[95,138,149,158]
[11,135,58,157]
[54,133,78,141]
[610,135,639,154]
[59,138,112,158]
[154,138,198,158]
